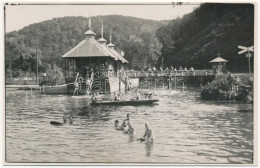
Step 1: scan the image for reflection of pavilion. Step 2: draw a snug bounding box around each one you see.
[62,18,128,94]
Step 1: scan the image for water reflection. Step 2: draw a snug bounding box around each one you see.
[129,134,135,143]
[145,140,154,157]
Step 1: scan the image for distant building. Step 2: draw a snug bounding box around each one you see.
[62,18,128,94]
[209,54,228,74]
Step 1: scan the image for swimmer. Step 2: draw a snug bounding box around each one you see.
[114,120,123,130]
[127,122,135,134]
[138,122,155,142]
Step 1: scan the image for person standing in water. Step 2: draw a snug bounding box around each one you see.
[139,122,155,142]
[123,113,131,126]
[127,122,135,134]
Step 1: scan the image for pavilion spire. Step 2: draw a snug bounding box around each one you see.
[98,20,107,45]
[89,16,92,30]
[84,16,96,38]
[101,21,104,38]
[107,28,115,48]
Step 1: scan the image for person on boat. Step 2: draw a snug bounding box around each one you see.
[144,92,153,100]
[139,122,155,142]
[63,114,68,124]
[69,116,73,124]
[134,90,140,100]
[114,92,120,101]
[96,92,102,102]
[92,92,98,102]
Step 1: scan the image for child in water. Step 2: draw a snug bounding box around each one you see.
[114,120,125,130]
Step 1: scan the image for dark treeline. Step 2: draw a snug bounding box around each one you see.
[157,3,254,72]
[5,15,166,77]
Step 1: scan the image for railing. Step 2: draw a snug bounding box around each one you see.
[65,70,115,79]
[125,70,214,78]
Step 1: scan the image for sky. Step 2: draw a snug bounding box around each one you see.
[5,3,200,32]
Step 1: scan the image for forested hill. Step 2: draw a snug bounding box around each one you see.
[5,15,167,76]
[157,3,254,72]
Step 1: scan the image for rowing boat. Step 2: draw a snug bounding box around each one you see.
[90,99,159,106]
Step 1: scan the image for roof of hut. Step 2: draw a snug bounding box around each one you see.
[209,56,228,63]
[62,37,118,60]
[62,18,128,64]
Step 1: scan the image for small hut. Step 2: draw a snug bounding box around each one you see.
[209,54,228,74]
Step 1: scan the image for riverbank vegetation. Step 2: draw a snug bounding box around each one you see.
[201,74,253,103]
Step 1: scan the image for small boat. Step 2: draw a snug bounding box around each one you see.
[90,99,159,106]
[50,121,64,126]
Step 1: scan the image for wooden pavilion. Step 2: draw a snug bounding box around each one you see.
[62,19,128,94]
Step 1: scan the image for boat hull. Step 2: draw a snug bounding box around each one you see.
[44,85,67,94]
[90,99,159,106]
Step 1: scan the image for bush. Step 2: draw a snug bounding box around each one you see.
[201,74,253,103]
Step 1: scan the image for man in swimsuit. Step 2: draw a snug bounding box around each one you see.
[139,122,155,142]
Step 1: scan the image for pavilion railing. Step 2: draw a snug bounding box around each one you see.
[65,70,115,79]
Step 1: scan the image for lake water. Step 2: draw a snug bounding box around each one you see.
[5,88,253,164]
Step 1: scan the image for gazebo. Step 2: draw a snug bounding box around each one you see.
[209,53,228,74]
[61,18,128,94]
